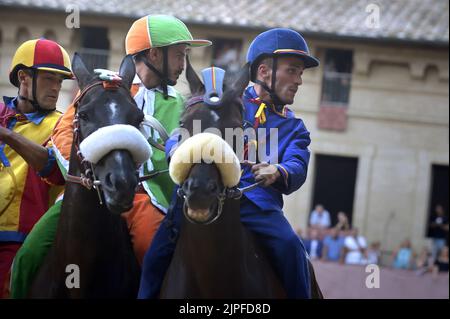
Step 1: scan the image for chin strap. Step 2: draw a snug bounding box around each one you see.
[18,69,55,114]
[140,47,175,99]
[254,56,284,107]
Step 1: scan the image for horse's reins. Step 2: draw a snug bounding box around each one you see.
[65,80,170,204]
[66,81,115,204]
[140,114,169,152]
[184,96,265,198]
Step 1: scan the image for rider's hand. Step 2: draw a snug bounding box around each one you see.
[251,162,281,187]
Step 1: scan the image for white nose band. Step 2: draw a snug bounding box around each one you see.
[79,124,152,165]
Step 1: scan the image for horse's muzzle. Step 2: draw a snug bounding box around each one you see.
[95,150,139,214]
[105,200,134,215]
[180,187,225,225]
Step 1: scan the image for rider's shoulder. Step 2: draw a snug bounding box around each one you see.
[44,109,63,123]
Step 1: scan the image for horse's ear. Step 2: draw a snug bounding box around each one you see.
[186,55,204,95]
[72,53,92,91]
[233,62,250,97]
[119,55,136,90]
[228,62,250,97]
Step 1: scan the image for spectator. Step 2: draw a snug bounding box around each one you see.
[322,227,345,262]
[415,246,433,276]
[309,204,331,230]
[429,204,449,261]
[343,228,368,265]
[366,241,381,265]
[392,239,415,270]
[432,246,449,276]
[303,228,323,260]
[334,211,350,233]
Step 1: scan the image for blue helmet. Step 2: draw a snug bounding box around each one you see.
[247,28,319,78]
[246,28,319,105]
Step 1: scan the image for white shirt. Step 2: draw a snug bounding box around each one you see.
[309,240,319,259]
[309,210,331,228]
[344,235,368,265]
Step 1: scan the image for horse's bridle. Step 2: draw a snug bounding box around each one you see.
[177,177,264,225]
[65,80,170,204]
[65,81,124,203]
[177,186,227,226]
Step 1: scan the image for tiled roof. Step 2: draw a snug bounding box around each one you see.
[1,0,448,45]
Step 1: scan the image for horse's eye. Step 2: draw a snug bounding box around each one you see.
[78,112,89,121]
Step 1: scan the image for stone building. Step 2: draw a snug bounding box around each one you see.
[1,0,448,254]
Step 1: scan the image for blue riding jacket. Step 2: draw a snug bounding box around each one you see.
[240,86,311,211]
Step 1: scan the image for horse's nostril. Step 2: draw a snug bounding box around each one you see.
[104,172,135,191]
[208,183,218,193]
[104,172,114,188]
[186,179,200,191]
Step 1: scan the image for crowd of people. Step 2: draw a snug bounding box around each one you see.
[298,204,449,278]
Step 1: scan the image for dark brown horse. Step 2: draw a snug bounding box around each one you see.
[159,60,323,298]
[28,54,143,298]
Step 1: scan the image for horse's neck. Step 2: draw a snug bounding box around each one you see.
[64,143,106,225]
[56,146,126,257]
[42,132,139,298]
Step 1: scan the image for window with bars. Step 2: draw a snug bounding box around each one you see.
[211,38,243,78]
[320,49,353,106]
[77,26,110,72]
[318,49,353,131]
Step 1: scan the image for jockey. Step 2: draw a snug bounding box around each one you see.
[9,15,211,298]
[0,39,72,298]
[138,28,319,299]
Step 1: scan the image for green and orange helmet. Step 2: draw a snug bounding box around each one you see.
[125,14,211,55]
[125,15,211,98]
[9,38,72,87]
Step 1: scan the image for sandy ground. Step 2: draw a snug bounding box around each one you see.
[312,260,449,299]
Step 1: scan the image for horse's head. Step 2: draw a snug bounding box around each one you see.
[71,53,149,214]
[181,57,250,134]
[171,59,249,224]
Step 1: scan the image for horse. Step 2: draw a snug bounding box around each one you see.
[159,59,322,298]
[28,54,147,298]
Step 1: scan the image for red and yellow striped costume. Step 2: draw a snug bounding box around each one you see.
[0,97,63,297]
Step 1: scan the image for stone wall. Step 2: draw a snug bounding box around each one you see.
[1,9,448,253]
